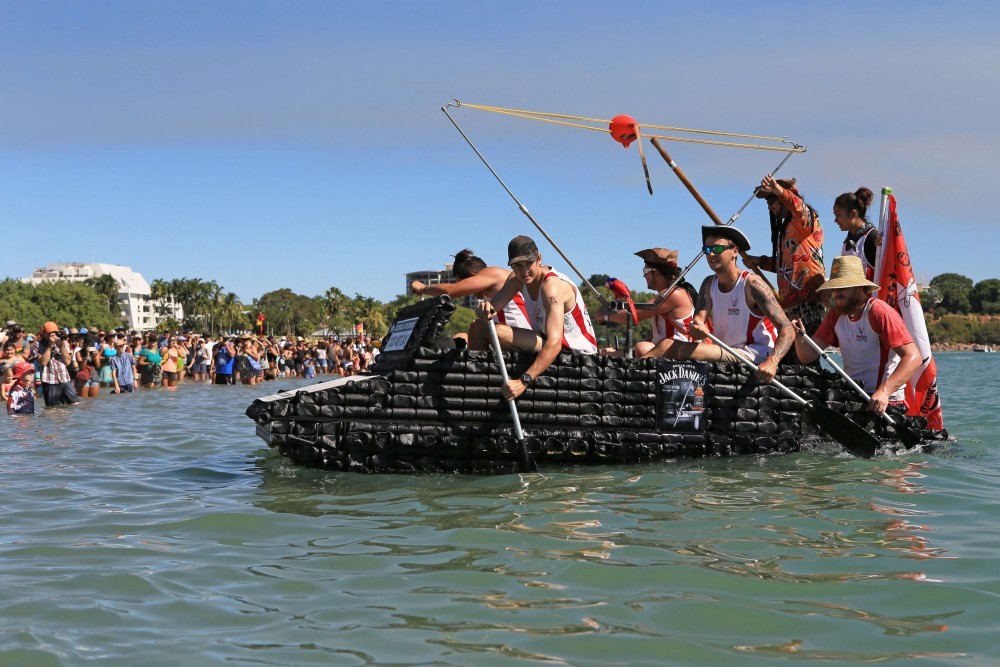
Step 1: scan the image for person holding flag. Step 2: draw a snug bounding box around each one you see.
[833,186,879,280]
[874,188,945,431]
[256,312,265,337]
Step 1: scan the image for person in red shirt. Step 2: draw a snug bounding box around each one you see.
[792,256,921,415]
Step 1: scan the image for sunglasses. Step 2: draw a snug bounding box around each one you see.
[703,244,736,256]
[642,266,657,276]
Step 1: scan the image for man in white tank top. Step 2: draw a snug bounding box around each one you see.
[658,226,795,383]
[597,247,696,358]
[793,256,921,415]
[472,235,597,401]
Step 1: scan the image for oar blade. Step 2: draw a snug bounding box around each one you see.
[894,422,924,449]
[805,401,880,459]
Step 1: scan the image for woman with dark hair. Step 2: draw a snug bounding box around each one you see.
[411,249,532,334]
[833,187,878,280]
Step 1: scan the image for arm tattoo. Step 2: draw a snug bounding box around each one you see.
[747,275,794,359]
[695,276,714,317]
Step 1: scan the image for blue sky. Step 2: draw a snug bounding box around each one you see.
[3,1,999,303]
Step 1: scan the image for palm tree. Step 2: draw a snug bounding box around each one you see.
[84,274,122,317]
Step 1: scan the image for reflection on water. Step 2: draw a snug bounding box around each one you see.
[0,357,995,665]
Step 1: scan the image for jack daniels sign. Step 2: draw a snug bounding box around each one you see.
[654,360,709,432]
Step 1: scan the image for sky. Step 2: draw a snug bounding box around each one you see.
[3,1,999,304]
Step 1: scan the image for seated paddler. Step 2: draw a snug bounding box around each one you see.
[792,255,921,416]
[411,248,531,344]
[471,234,598,400]
[657,226,795,383]
[598,247,697,358]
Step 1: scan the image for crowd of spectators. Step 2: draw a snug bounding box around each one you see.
[1,319,379,415]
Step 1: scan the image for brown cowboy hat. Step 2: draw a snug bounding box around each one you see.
[754,177,797,198]
[634,247,678,267]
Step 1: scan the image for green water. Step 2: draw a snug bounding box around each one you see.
[1,353,996,666]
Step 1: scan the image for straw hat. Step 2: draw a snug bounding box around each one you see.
[816,256,880,292]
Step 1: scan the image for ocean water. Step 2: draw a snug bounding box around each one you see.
[0,353,996,666]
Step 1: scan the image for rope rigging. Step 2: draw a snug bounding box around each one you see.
[454,101,806,153]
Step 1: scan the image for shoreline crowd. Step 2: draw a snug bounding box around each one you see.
[1,320,379,415]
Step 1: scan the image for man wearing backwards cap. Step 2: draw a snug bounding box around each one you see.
[598,247,698,358]
[37,321,80,407]
[658,226,795,383]
[473,234,598,400]
[792,256,921,415]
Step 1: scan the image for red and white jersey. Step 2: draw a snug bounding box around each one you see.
[497,292,531,330]
[651,302,694,344]
[841,227,877,281]
[709,271,777,363]
[815,298,912,401]
[521,268,598,355]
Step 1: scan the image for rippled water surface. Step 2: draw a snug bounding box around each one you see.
[1,353,997,666]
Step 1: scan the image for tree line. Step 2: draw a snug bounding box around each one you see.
[3,271,997,344]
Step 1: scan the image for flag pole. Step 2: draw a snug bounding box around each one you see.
[874,186,892,290]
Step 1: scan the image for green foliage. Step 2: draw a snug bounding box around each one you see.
[254,288,321,337]
[925,315,976,344]
[970,279,1000,315]
[0,278,118,332]
[929,273,973,314]
[443,305,476,338]
[580,275,652,348]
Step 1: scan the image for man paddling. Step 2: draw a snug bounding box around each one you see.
[471,235,598,400]
[657,226,794,383]
[792,255,921,415]
[411,248,531,341]
[598,247,696,358]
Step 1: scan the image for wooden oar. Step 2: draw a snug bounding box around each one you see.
[704,332,880,458]
[485,315,537,473]
[649,137,777,293]
[795,328,923,448]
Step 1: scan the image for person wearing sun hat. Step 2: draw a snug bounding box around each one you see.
[656,226,795,383]
[793,255,921,415]
[37,321,80,407]
[6,362,36,415]
[598,247,698,358]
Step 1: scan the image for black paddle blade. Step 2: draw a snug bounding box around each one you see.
[893,422,924,449]
[805,401,880,459]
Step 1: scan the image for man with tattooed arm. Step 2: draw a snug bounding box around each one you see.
[656,226,795,383]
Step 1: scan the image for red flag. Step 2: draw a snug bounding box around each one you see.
[876,191,943,430]
[256,312,265,336]
[355,322,364,336]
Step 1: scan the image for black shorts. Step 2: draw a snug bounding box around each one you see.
[214,373,234,385]
[162,371,178,382]
[42,381,79,407]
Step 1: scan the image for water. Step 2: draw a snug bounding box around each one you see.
[0,354,996,666]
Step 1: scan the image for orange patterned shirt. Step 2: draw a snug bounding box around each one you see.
[766,188,826,309]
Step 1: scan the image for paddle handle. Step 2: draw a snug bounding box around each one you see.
[649,138,777,293]
[703,332,805,406]
[797,328,897,426]
[485,313,532,471]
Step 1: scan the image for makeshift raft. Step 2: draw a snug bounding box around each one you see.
[246,296,935,474]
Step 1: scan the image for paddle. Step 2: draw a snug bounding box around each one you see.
[795,327,923,448]
[484,314,537,473]
[703,332,880,458]
[649,137,777,293]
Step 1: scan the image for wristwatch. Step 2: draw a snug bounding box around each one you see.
[520,372,533,385]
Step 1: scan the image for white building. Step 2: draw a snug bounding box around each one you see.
[23,262,183,331]
[404,263,477,308]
